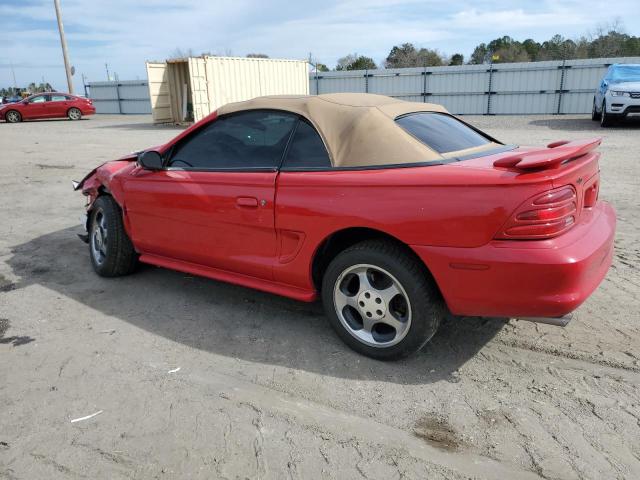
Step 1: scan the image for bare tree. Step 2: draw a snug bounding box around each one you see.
[170,47,195,59]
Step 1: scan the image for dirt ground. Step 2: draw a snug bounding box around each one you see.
[0,113,638,480]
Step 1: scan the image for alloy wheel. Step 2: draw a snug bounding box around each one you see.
[69,108,81,120]
[6,111,20,123]
[333,264,412,348]
[91,210,108,265]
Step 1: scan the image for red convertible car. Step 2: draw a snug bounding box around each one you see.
[0,92,95,123]
[74,94,615,359]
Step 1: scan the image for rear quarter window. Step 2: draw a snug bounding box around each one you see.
[396,113,491,154]
[282,119,331,169]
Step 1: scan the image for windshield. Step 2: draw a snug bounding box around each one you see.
[609,65,640,84]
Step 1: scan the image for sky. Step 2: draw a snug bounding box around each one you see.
[1,0,639,92]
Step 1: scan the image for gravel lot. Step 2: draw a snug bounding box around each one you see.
[1,114,638,480]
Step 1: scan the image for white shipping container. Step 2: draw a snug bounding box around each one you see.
[146,56,309,123]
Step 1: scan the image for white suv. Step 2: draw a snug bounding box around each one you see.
[592,64,640,127]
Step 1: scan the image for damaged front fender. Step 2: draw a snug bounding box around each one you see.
[73,153,140,241]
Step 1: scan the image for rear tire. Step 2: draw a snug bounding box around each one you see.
[89,196,138,277]
[600,101,612,127]
[321,240,444,360]
[5,110,21,123]
[591,99,601,121]
[68,107,82,120]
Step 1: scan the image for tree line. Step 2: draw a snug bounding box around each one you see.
[1,83,54,98]
[314,23,640,71]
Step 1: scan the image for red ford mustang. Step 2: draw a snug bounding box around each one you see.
[0,92,95,123]
[74,93,616,359]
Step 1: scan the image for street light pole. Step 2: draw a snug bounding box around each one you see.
[53,0,74,94]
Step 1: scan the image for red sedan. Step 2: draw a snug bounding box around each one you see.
[0,92,95,123]
[75,94,615,359]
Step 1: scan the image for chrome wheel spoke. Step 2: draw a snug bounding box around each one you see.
[356,270,373,294]
[334,290,359,310]
[378,283,401,305]
[379,312,405,331]
[362,316,376,333]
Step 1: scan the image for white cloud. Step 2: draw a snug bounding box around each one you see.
[0,0,637,91]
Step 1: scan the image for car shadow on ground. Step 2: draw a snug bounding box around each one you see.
[93,121,185,131]
[528,116,640,131]
[5,226,505,385]
[0,118,90,124]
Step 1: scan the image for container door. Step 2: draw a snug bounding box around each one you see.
[145,62,172,123]
[188,57,210,122]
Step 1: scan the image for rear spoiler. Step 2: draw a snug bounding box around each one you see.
[493,138,602,171]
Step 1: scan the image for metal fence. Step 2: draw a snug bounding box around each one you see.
[87,80,151,114]
[87,57,640,116]
[310,57,640,115]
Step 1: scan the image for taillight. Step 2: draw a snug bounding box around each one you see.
[583,180,599,208]
[495,186,577,240]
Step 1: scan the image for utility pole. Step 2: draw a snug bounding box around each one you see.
[10,62,17,89]
[81,73,88,97]
[105,63,110,81]
[53,0,74,93]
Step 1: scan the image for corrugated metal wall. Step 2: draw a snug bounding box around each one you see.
[310,57,640,114]
[87,80,152,114]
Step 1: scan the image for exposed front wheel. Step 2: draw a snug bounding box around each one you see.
[89,196,138,276]
[5,110,22,123]
[321,240,444,360]
[68,107,82,120]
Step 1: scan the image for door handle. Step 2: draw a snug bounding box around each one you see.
[236,196,258,208]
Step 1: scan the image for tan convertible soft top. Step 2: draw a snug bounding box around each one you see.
[217,93,474,167]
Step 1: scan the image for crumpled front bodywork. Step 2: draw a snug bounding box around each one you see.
[75,154,138,231]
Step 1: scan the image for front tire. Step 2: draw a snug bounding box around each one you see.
[591,99,601,121]
[321,240,444,360]
[5,110,22,123]
[600,101,613,127]
[68,107,82,120]
[89,196,138,277]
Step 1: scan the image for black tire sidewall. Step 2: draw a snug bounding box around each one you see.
[591,99,600,121]
[88,196,136,276]
[321,243,442,360]
[601,101,611,127]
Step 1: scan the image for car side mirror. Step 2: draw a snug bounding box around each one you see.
[138,150,164,170]
[22,100,29,105]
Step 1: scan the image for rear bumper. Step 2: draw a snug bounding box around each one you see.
[412,201,616,318]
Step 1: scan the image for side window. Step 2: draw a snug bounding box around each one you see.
[29,95,47,103]
[396,113,491,154]
[51,95,67,102]
[169,110,296,170]
[282,119,331,169]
